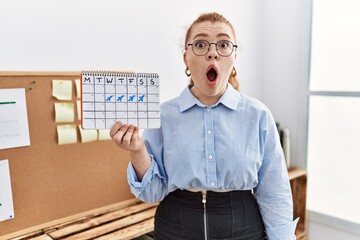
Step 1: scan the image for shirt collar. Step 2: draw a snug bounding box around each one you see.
[178,84,241,112]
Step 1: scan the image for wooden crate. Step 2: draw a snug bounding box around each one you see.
[288,168,308,240]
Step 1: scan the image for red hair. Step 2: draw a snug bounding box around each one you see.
[185,12,239,91]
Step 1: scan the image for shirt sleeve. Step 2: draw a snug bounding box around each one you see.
[127,127,169,203]
[265,218,299,240]
[254,109,298,240]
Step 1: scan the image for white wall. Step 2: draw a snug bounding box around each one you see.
[262,0,312,169]
[0,0,264,102]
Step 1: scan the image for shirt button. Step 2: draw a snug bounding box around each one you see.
[207,129,212,135]
[210,182,215,187]
[207,108,211,112]
[208,154,213,160]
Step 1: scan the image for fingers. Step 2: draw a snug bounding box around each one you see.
[109,121,123,138]
[110,122,141,151]
[111,123,130,144]
[132,127,139,140]
[122,125,135,147]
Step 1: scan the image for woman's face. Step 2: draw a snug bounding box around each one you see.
[184,21,236,105]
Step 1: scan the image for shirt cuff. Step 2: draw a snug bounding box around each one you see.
[127,155,156,191]
[265,218,299,240]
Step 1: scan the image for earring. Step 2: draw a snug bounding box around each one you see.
[185,67,191,77]
[231,67,237,77]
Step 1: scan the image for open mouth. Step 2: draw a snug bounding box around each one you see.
[206,67,218,82]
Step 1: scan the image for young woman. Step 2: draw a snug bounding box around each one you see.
[110,12,298,240]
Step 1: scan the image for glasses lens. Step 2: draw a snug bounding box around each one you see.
[189,40,235,56]
[216,40,233,56]
[192,40,209,56]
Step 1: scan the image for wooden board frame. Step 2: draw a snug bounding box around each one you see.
[0,72,133,236]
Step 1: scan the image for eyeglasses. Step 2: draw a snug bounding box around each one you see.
[187,40,237,57]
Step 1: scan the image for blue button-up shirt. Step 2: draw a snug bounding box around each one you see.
[128,84,298,239]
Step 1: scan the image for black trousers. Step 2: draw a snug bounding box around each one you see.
[154,189,266,240]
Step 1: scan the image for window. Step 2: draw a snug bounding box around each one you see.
[307,0,360,224]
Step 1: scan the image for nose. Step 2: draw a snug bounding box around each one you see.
[207,44,218,60]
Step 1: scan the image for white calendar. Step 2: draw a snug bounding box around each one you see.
[81,71,160,129]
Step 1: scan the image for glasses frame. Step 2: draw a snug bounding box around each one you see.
[187,40,238,57]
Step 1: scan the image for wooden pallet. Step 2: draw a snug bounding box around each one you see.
[7,198,158,240]
[5,169,307,240]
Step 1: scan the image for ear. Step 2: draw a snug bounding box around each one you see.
[183,51,188,66]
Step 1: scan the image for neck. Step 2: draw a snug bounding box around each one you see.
[190,85,226,106]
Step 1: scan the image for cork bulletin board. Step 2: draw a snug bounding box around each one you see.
[0,72,133,236]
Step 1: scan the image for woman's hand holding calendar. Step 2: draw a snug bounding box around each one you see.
[110,121,144,152]
[110,121,151,181]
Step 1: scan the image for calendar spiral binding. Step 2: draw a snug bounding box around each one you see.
[81,70,134,76]
[81,71,159,79]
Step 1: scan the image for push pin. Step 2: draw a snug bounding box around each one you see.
[29,80,36,90]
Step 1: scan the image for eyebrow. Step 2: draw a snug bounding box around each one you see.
[192,33,231,40]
